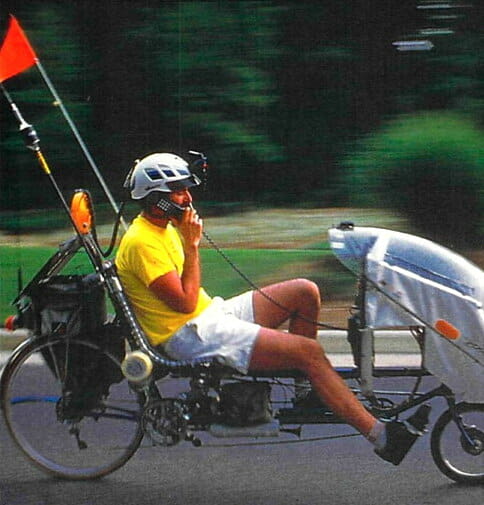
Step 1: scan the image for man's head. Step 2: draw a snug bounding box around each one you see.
[128,153,201,217]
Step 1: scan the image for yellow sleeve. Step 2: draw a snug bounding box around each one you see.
[128,241,174,287]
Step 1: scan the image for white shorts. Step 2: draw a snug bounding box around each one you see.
[164,291,260,374]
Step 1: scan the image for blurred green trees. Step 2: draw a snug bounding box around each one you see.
[131,3,284,200]
[0,1,483,244]
[0,4,95,210]
[344,112,484,247]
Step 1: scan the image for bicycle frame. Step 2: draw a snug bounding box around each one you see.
[2,208,483,483]
[8,226,457,422]
[2,72,481,479]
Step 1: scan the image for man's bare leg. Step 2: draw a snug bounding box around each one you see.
[253,279,320,338]
[249,328,376,437]
[249,281,429,464]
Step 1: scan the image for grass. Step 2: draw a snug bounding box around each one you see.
[0,206,424,328]
[0,244,353,324]
[0,205,412,325]
[4,205,483,355]
[0,245,94,320]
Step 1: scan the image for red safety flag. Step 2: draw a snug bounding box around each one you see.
[0,15,37,83]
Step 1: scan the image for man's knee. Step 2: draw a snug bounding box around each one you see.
[299,338,330,372]
[291,278,321,307]
[299,278,320,297]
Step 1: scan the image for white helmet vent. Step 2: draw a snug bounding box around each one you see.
[145,168,164,180]
[129,153,200,199]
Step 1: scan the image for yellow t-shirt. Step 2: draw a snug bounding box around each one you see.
[115,214,212,346]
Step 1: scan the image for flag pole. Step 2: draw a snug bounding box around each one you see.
[34,60,127,231]
[0,81,78,227]
[1,15,126,230]
[1,81,111,275]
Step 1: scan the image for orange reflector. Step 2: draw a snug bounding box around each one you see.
[4,315,17,331]
[70,190,94,235]
[435,319,461,340]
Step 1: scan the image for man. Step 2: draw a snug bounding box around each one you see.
[116,152,428,465]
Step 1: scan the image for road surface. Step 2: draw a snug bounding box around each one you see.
[1,357,482,505]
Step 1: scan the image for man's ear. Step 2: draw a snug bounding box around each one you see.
[142,193,162,214]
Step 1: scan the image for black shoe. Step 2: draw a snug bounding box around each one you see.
[375,405,431,465]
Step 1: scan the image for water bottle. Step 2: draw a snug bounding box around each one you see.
[121,351,153,384]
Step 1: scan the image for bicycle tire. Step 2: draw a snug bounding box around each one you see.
[430,402,484,484]
[1,335,144,480]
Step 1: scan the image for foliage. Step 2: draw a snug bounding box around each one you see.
[0,245,349,324]
[0,4,97,210]
[0,1,483,220]
[344,112,484,247]
[132,3,285,200]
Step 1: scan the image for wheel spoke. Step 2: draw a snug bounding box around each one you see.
[431,403,484,484]
[1,337,144,480]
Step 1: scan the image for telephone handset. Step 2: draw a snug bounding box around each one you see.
[156,197,186,219]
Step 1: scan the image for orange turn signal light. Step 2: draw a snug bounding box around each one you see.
[70,190,94,235]
[435,319,461,340]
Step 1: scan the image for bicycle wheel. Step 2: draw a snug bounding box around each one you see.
[430,402,484,484]
[1,336,144,480]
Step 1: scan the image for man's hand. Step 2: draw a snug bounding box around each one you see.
[176,207,203,249]
[150,206,203,313]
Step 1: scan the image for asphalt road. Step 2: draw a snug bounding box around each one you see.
[1,369,482,505]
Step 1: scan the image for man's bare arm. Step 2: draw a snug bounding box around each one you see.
[149,208,203,313]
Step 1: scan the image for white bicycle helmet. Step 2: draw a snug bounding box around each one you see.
[129,153,201,200]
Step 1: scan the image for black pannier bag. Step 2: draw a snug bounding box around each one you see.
[29,274,124,420]
[219,382,273,426]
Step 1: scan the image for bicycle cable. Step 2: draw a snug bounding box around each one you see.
[202,229,347,331]
[107,164,348,332]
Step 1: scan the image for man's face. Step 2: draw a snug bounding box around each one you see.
[169,188,193,208]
